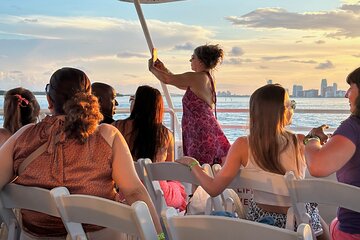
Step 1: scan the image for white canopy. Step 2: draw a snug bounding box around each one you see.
[120,0,183,4]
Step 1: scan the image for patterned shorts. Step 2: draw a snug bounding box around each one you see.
[246,198,322,233]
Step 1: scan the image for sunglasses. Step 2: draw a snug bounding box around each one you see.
[45,83,50,94]
[289,100,296,110]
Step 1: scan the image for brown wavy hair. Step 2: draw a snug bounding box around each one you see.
[249,84,301,175]
[346,67,360,117]
[47,67,103,143]
[3,87,40,134]
[194,44,224,69]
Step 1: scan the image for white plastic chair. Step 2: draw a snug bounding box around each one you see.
[50,187,158,240]
[139,158,221,215]
[304,169,338,224]
[0,183,68,240]
[285,171,360,228]
[210,167,297,230]
[211,164,246,218]
[163,207,313,240]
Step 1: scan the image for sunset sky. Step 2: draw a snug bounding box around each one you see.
[0,0,359,95]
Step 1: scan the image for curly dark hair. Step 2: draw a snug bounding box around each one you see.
[47,67,103,142]
[3,87,40,134]
[194,44,224,69]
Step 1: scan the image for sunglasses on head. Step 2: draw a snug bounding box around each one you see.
[290,100,296,110]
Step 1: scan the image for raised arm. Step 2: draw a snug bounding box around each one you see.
[149,59,206,90]
[111,128,162,233]
[305,135,355,177]
[177,137,247,197]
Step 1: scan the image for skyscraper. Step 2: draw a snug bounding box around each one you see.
[321,79,327,97]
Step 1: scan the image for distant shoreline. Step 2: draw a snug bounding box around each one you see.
[0,90,344,98]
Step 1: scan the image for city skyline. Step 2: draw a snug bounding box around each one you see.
[292,78,346,98]
[0,0,359,95]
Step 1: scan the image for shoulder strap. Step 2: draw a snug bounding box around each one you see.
[18,142,48,175]
[205,72,217,119]
[17,133,62,175]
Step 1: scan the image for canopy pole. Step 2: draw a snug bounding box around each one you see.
[133,0,182,138]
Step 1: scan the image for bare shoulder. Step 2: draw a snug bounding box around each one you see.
[0,128,11,138]
[0,128,12,146]
[232,136,248,148]
[98,123,121,146]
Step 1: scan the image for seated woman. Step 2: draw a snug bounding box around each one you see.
[0,68,162,239]
[305,66,360,239]
[113,85,187,211]
[0,87,40,147]
[178,84,329,239]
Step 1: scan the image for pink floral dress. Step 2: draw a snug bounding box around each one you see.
[182,73,230,165]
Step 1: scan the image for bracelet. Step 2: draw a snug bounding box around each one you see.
[303,135,321,145]
[188,160,200,171]
[157,232,165,240]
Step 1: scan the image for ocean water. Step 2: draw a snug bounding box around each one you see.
[0,95,350,142]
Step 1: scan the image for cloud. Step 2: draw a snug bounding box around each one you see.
[225,3,360,38]
[223,58,242,65]
[173,42,195,51]
[116,51,148,58]
[262,56,291,61]
[353,54,360,57]
[258,65,268,69]
[315,40,326,44]
[123,74,138,78]
[290,60,317,64]
[228,46,244,56]
[340,3,360,13]
[315,60,334,69]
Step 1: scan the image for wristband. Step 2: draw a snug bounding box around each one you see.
[303,135,321,145]
[188,160,200,171]
[157,232,165,240]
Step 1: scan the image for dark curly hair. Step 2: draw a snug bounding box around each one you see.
[194,44,224,69]
[346,67,360,117]
[47,67,103,142]
[3,87,40,134]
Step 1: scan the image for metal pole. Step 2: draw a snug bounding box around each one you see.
[133,0,181,139]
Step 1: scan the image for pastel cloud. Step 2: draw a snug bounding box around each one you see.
[315,60,334,69]
[0,15,214,90]
[173,42,195,51]
[225,3,360,38]
[228,47,244,56]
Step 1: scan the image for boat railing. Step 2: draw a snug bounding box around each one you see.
[0,107,348,134]
[0,107,348,158]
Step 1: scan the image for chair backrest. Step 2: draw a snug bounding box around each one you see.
[211,167,295,229]
[134,161,145,181]
[140,158,221,215]
[163,207,313,240]
[304,169,337,224]
[0,183,65,240]
[50,187,158,240]
[285,171,360,225]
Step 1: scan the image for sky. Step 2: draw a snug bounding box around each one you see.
[0,0,359,95]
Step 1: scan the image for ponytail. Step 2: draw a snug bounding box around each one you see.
[63,92,103,143]
[3,89,40,134]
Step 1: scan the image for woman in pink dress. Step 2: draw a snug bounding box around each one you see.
[149,44,230,165]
